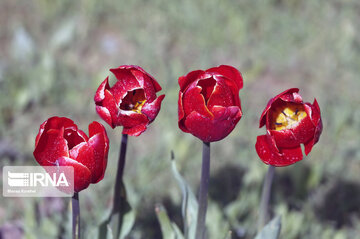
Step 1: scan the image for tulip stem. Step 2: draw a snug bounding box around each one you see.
[195,141,211,239]
[113,133,128,239]
[115,134,128,183]
[72,192,80,239]
[258,165,275,231]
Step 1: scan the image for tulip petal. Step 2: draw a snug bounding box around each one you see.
[304,99,323,155]
[141,94,165,122]
[96,105,113,128]
[178,91,189,133]
[184,106,241,142]
[98,89,119,128]
[94,77,110,103]
[35,120,47,147]
[207,77,236,109]
[259,88,301,128]
[44,116,76,130]
[132,65,163,92]
[64,128,88,149]
[255,135,303,166]
[131,69,158,102]
[206,65,243,90]
[178,70,205,92]
[122,124,147,136]
[56,156,92,193]
[110,67,141,103]
[182,84,213,119]
[69,142,95,181]
[88,121,109,183]
[34,127,69,166]
[279,88,302,102]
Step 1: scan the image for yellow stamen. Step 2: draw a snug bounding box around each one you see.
[270,103,307,130]
[132,100,146,113]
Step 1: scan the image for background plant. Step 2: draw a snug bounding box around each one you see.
[1,0,360,238]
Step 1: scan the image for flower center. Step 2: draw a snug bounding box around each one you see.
[120,89,146,113]
[270,103,307,130]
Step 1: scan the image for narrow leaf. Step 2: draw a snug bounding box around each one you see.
[171,152,198,239]
[224,231,232,239]
[98,181,134,239]
[254,216,281,239]
[155,204,184,239]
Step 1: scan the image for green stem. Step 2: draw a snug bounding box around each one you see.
[72,192,80,239]
[113,134,128,239]
[258,165,275,231]
[195,141,211,239]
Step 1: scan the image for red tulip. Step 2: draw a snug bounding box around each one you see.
[178,65,243,142]
[33,117,109,192]
[255,88,323,166]
[94,65,165,136]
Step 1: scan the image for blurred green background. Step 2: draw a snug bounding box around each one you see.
[1,0,360,238]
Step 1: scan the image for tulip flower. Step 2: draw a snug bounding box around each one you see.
[177,65,243,239]
[33,116,109,192]
[94,65,165,136]
[178,65,243,142]
[255,88,323,166]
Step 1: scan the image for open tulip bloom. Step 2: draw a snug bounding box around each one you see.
[255,88,322,231]
[33,116,109,239]
[33,116,109,192]
[94,65,165,136]
[178,65,243,142]
[93,65,165,238]
[255,88,322,167]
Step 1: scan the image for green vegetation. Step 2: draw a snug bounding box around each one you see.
[1,0,360,238]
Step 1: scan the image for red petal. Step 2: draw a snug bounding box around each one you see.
[141,94,165,122]
[270,129,300,148]
[96,106,113,128]
[122,124,147,136]
[278,88,301,102]
[132,65,163,92]
[207,77,236,109]
[304,99,323,155]
[131,68,162,102]
[100,89,120,127]
[178,91,188,133]
[178,70,205,92]
[255,134,303,167]
[56,156,92,193]
[206,65,243,90]
[259,88,301,128]
[35,120,47,147]
[33,127,69,166]
[117,111,149,128]
[184,106,241,142]
[110,67,141,104]
[69,142,95,180]
[64,128,87,149]
[88,121,109,183]
[292,113,315,143]
[94,77,110,103]
[182,83,213,119]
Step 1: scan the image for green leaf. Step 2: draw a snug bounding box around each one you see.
[254,216,281,239]
[106,225,114,239]
[98,181,135,239]
[224,231,232,239]
[171,153,198,239]
[155,204,184,239]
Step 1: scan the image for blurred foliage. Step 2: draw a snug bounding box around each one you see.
[1,0,360,238]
